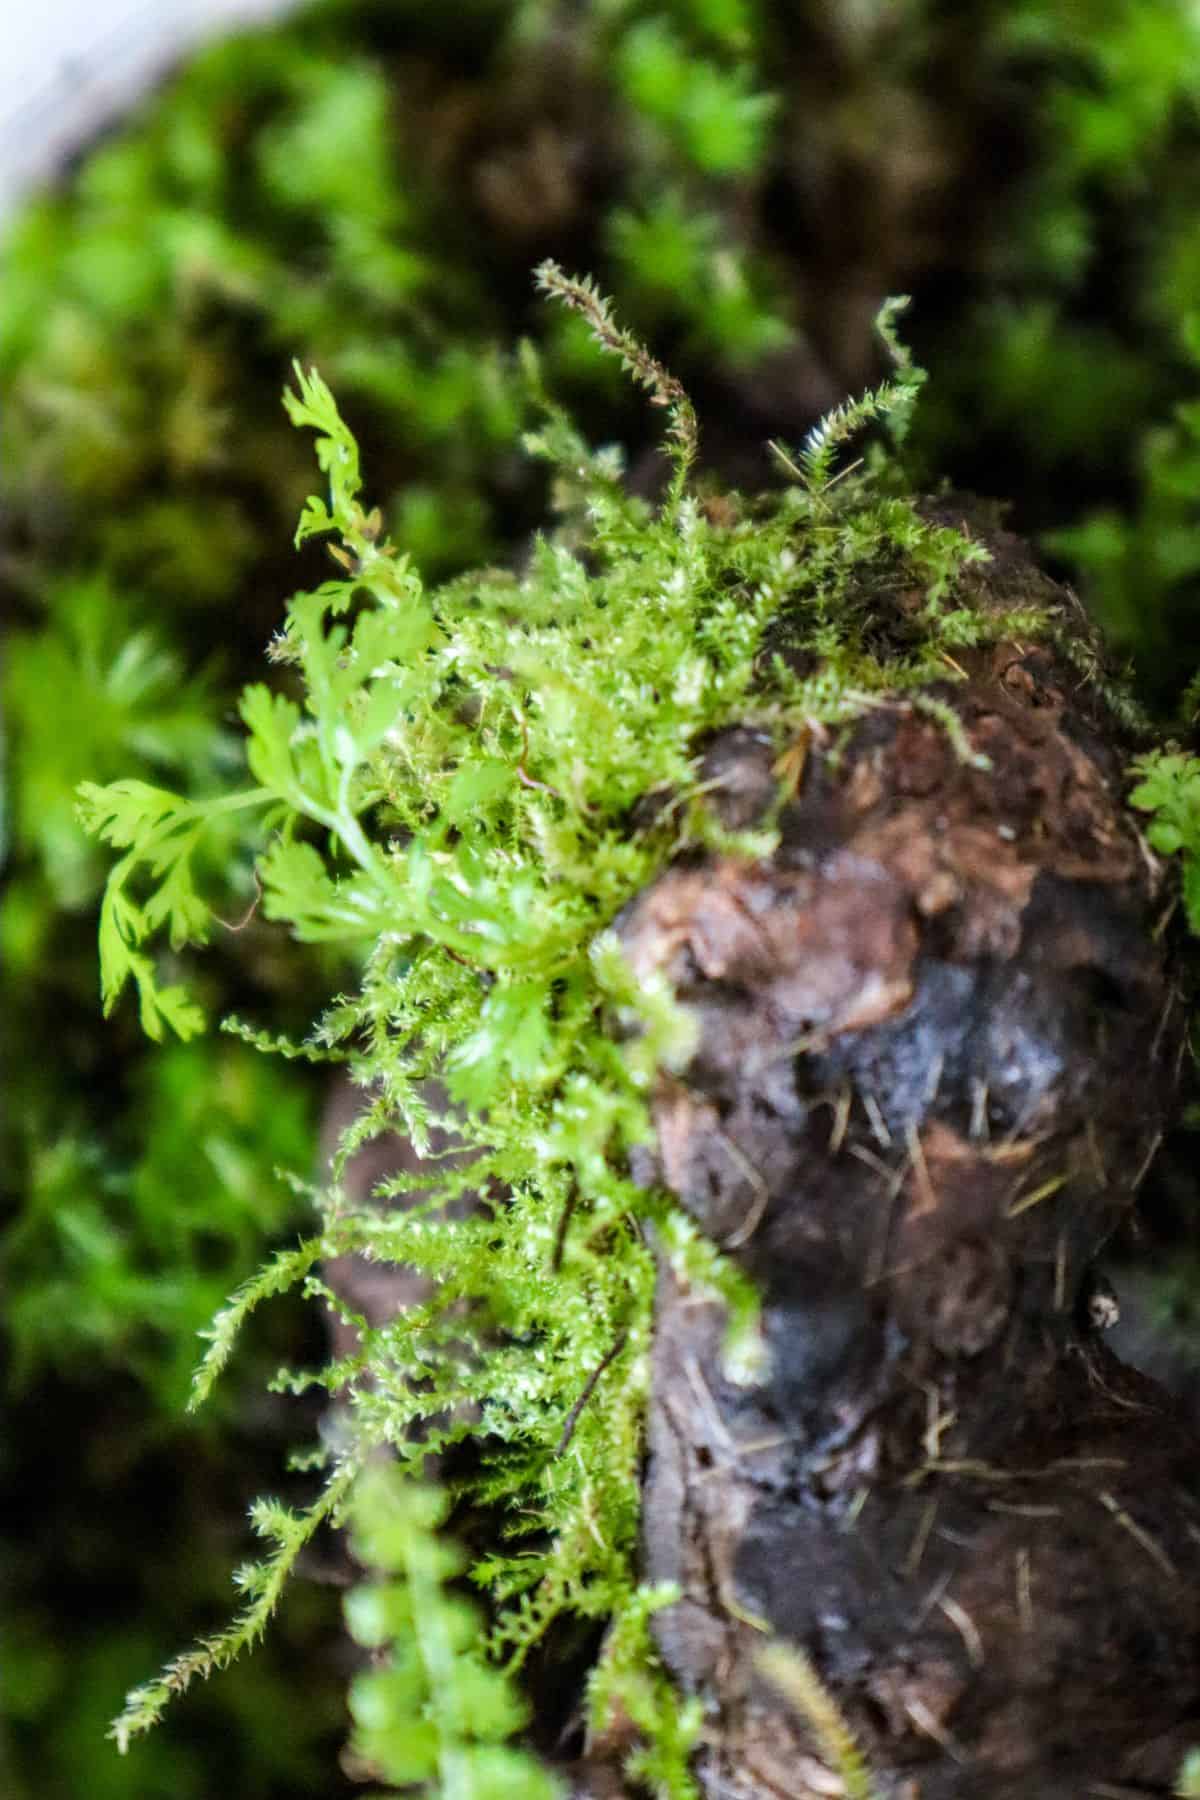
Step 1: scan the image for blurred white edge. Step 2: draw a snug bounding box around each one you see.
[0,0,299,224]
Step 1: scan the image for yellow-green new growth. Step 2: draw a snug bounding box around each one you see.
[757,1642,881,1800]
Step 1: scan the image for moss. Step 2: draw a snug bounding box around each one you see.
[10,2,1200,1790]
[80,274,1102,1791]
[7,0,1200,1419]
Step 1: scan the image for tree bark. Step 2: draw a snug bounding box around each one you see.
[601,512,1197,1798]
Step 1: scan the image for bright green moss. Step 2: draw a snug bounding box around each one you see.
[86,274,1055,1789]
[614,18,776,175]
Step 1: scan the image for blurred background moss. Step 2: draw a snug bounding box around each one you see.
[6,1,1200,1793]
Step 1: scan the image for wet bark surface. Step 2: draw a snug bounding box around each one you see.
[607,518,1198,1798]
[326,515,1198,1797]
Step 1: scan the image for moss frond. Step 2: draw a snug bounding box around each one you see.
[756,1641,881,1800]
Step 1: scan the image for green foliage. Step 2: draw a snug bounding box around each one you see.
[76,779,272,1040]
[343,1468,564,1798]
[16,2,1200,1792]
[1129,751,1200,930]
[535,260,699,495]
[614,17,776,175]
[4,1041,313,1404]
[111,1461,358,1750]
[2,578,223,909]
[606,192,788,363]
[585,1585,703,1797]
[915,0,1200,699]
[782,295,924,494]
[1044,333,1200,675]
[0,4,794,631]
[85,275,1062,1791]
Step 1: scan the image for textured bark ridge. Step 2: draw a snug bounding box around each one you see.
[613,520,1198,1797]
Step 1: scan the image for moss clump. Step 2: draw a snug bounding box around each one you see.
[83,273,1079,1788]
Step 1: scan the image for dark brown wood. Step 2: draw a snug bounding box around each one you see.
[611,517,1198,1797]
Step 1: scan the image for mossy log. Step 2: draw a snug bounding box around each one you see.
[593,515,1197,1799]
[329,512,1197,1798]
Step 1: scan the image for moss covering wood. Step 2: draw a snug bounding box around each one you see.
[12,3,1200,1793]
[75,270,1197,1795]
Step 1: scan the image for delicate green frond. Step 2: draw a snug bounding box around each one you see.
[189,1236,330,1409]
[110,1458,360,1752]
[77,778,271,1037]
[588,1585,703,1800]
[535,260,698,503]
[282,361,363,543]
[777,295,927,497]
[220,1016,346,1061]
[344,1466,565,1799]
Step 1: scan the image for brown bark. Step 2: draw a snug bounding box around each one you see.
[605,516,1197,1798]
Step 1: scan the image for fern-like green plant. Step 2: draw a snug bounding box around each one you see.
[85,272,1057,1790]
[22,7,1200,1795]
[343,1467,564,1798]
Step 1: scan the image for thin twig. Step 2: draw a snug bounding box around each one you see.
[1096,1489,1176,1578]
[214,869,263,932]
[554,1333,628,1457]
[550,1185,580,1273]
[516,711,563,798]
[715,1130,770,1249]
